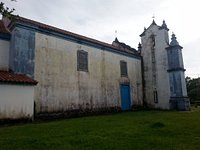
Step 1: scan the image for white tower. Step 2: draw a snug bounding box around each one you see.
[140,20,190,110]
[140,20,171,109]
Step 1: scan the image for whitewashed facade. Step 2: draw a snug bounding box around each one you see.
[0,84,35,120]
[0,16,190,121]
[34,33,143,113]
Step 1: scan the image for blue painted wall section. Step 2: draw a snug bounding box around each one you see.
[9,27,35,78]
[169,71,182,96]
[166,34,185,98]
[166,33,190,110]
[167,48,180,70]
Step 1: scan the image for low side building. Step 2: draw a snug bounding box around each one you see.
[0,71,37,120]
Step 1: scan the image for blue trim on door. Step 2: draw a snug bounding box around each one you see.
[120,84,131,111]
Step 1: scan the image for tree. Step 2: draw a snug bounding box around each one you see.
[0,0,16,19]
[186,76,200,102]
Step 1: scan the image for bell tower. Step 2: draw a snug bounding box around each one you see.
[166,33,190,110]
[140,20,171,109]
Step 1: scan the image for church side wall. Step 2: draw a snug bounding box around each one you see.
[34,32,143,113]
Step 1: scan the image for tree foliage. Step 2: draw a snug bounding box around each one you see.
[186,76,200,102]
[0,0,16,19]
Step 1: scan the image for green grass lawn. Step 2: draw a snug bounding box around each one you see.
[0,109,200,150]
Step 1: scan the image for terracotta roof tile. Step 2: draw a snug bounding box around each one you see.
[0,71,38,85]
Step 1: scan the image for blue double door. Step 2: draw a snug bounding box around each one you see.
[120,84,131,111]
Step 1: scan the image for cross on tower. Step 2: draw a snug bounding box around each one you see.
[115,30,117,38]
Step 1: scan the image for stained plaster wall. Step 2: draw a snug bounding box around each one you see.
[141,25,171,109]
[0,84,34,119]
[9,27,35,78]
[34,32,143,113]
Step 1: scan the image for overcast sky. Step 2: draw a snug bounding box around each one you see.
[2,0,200,78]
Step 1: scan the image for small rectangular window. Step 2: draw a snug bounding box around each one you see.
[154,90,158,103]
[120,61,128,77]
[77,50,88,71]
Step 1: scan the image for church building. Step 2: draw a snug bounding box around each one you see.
[0,16,190,120]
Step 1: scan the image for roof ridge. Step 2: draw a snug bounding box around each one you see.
[13,16,139,56]
[17,16,115,47]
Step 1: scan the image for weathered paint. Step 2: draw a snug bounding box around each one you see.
[166,46,184,71]
[169,71,183,96]
[9,27,35,78]
[34,32,143,114]
[167,47,186,97]
[15,23,140,60]
[0,84,34,119]
[166,36,190,110]
[168,71,187,97]
[167,49,180,70]
[141,23,171,109]
[0,39,10,70]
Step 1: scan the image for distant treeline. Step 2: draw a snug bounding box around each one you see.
[186,77,200,102]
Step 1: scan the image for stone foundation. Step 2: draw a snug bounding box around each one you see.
[170,97,190,111]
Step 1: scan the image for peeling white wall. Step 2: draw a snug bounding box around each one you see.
[141,25,171,109]
[34,33,143,113]
[0,39,9,70]
[0,84,34,119]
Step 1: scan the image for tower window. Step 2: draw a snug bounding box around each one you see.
[120,61,128,77]
[77,50,88,72]
[151,34,156,47]
[154,90,158,103]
